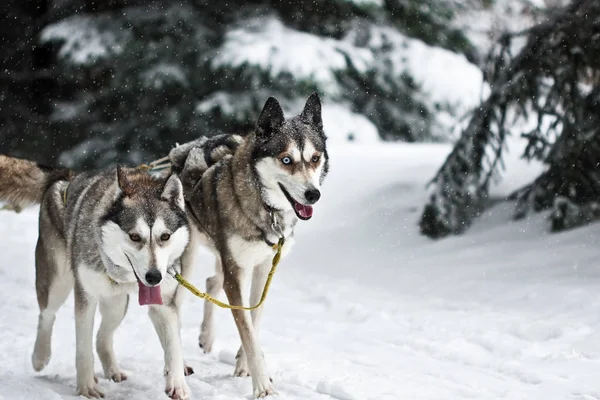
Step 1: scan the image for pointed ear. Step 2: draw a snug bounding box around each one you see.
[161,174,185,209]
[301,92,323,129]
[256,97,284,140]
[116,165,134,197]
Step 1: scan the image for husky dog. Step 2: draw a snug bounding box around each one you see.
[0,157,193,399]
[168,93,329,397]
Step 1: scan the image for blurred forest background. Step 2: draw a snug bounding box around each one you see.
[4,0,599,239]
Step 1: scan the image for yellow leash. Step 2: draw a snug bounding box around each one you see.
[168,237,285,311]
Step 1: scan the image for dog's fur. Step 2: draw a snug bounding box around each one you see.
[0,159,194,399]
[170,93,329,397]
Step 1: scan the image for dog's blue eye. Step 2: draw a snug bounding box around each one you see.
[281,156,292,165]
[311,155,320,163]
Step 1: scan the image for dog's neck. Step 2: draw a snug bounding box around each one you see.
[231,137,297,241]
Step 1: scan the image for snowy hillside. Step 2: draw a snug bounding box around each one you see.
[1,139,599,400]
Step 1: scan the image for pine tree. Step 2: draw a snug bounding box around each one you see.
[420,0,600,238]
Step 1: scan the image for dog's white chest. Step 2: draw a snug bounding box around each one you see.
[78,267,137,298]
[227,235,294,268]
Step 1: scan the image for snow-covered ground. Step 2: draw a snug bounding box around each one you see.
[1,141,599,400]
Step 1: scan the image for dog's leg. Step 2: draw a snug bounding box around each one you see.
[234,261,270,378]
[32,238,72,372]
[199,258,223,353]
[177,305,194,376]
[178,238,197,375]
[149,304,190,400]
[74,284,103,398]
[96,294,129,382]
[223,264,275,397]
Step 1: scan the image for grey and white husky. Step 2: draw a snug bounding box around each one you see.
[0,159,193,399]
[168,93,329,397]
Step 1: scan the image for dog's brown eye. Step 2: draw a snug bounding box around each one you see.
[129,233,141,242]
[160,233,171,241]
[311,155,320,163]
[281,156,292,165]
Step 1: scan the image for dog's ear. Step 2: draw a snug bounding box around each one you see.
[256,97,284,140]
[301,92,323,129]
[161,173,185,209]
[116,165,134,197]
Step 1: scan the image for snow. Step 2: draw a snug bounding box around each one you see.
[211,16,372,96]
[338,0,384,7]
[321,103,380,144]
[40,16,129,66]
[211,16,487,141]
[1,138,599,399]
[211,15,485,108]
[142,64,189,90]
[362,26,487,119]
[195,92,256,121]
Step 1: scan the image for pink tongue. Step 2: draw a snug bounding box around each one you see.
[294,203,313,219]
[138,281,163,306]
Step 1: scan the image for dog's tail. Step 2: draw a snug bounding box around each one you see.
[0,155,71,208]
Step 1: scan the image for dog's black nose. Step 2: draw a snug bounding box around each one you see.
[145,269,162,285]
[304,189,321,204]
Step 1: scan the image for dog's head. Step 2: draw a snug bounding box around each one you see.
[253,93,329,220]
[100,167,190,304]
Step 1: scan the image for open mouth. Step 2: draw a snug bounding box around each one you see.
[278,183,313,220]
[127,256,163,306]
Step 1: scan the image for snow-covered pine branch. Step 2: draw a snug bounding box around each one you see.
[420,0,600,238]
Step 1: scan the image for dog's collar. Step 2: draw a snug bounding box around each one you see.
[104,259,135,286]
[106,268,137,285]
[105,270,125,285]
[262,201,281,215]
[257,206,286,247]
[269,211,285,239]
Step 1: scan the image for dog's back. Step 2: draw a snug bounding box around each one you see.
[168,134,244,194]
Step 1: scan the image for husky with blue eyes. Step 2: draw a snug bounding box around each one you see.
[167,92,330,398]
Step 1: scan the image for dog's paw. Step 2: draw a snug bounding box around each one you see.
[233,354,250,377]
[252,376,277,398]
[76,383,105,398]
[31,350,50,372]
[107,371,128,383]
[234,367,250,377]
[184,364,194,376]
[198,328,214,353]
[102,362,127,383]
[165,375,191,400]
[32,335,52,372]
